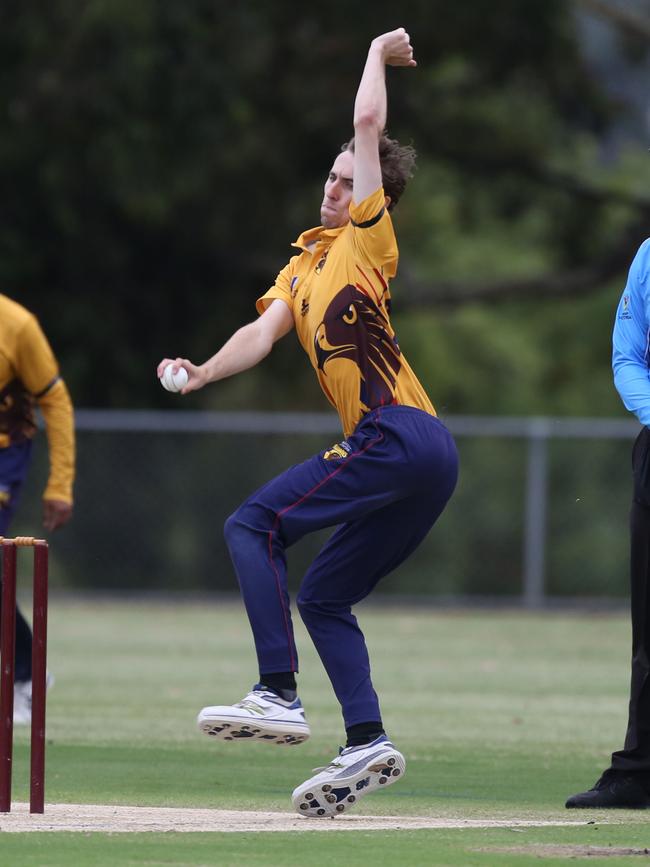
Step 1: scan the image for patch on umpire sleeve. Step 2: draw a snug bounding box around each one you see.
[323,440,352,461]
[0,488,10,509]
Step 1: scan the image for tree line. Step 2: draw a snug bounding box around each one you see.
[0,0,648,417]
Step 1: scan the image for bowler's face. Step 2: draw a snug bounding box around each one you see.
[320,150,354,228]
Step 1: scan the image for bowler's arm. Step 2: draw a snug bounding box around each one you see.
[157,299,294,394]
[352,28,416,206]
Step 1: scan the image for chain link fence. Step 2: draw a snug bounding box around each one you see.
[10,411,639,606]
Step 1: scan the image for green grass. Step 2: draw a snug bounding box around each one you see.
[6,599,650,865]
[5,826,650,867]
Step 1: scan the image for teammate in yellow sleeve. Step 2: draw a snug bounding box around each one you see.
[0,294,75,723]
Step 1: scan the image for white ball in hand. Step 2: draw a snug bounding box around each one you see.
[160,364,189,393]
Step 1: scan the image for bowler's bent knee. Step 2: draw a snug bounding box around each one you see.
[225,500,273,542]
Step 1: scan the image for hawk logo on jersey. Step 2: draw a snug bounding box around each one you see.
[0,380,37,442]
[315,250,329,274]
[314,284,402,409]
[301,299,310,316]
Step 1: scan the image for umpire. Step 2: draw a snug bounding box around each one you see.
[567,238,650,808]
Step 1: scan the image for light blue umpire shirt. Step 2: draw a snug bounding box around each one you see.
[613,239,650,426]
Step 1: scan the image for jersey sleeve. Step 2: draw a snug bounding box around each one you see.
[348,187,398,278]
[38,379,76,503]
[256,257,298,315]
[14,314,59,396]
[12,312,75,501]
[612,239,650,426]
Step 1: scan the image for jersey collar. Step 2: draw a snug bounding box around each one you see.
[291,223,346,252]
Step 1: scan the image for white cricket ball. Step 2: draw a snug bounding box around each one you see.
[160,363,189,393]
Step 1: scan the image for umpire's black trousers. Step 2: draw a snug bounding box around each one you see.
[610,426,650,772]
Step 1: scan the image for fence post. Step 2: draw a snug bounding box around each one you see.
[523,419,550,608]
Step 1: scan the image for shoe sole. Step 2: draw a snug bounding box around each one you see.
[292,748,406,818]
[566,798,650,809]
[197,710,310,746]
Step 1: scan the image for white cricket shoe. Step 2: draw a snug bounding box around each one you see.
[13,672,54,726]
[292,735,405,818]
[197,684,310,745]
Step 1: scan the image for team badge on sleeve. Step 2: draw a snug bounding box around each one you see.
[323,440,352,461]
[618,294,632,321]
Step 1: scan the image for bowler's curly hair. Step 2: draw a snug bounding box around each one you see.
[342,134,416,211]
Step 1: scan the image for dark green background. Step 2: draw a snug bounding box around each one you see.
[2,1,648,595]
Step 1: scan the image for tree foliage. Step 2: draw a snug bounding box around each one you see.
[0,0,648,415]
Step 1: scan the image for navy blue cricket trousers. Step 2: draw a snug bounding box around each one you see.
[224,405,459,728]
[0,441,34,681]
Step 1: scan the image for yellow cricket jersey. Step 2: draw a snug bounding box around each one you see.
[0,294,75,503]
[257,187,436,437]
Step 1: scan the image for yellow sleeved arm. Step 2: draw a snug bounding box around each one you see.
[38,379,75,503]
[14,314,59,396]
[348,187,398,277]
[256,257,298,316]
